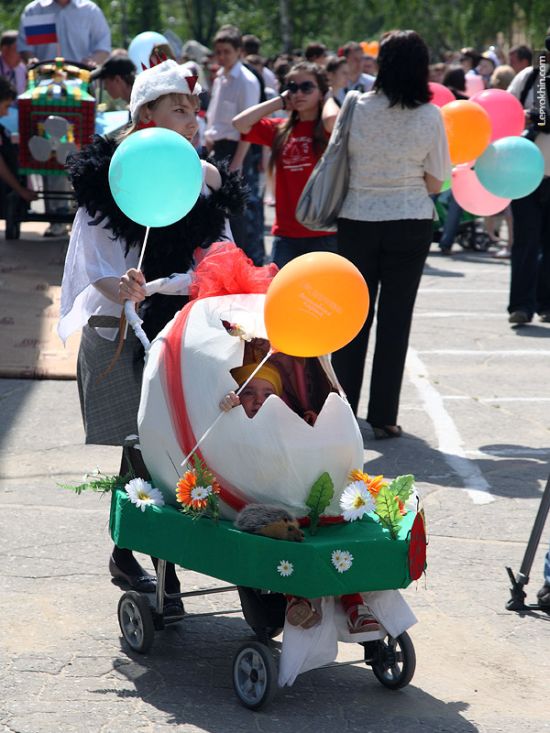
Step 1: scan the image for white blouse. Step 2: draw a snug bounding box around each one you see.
[339,91,451,222]
[58,160,229,343]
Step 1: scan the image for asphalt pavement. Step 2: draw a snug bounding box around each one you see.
[1,228,550,733]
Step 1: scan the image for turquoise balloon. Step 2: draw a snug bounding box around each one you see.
[475,136,544,199]
[108,128,202,228]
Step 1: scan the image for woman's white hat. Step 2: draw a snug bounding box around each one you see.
[129,59,202,122]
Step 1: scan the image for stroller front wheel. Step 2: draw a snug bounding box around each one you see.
[118,591,155,654]
[366,631,416,689]
[232,641,278,710]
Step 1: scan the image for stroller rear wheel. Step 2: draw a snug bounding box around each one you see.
[233,641,278,709]
[118,591,155,654]
[365,631,416,689]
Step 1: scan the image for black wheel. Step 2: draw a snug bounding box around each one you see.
[117,591,155,653]
[232,641,278,710]
[473,230,491,251]
[367,631,416,689]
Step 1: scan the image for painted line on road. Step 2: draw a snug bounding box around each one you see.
[417,349,550,356]
[415,312,504,318]
[442,396,550,403]
[406,348,495,505]
[466,448,549,458]
[418,288,508,294]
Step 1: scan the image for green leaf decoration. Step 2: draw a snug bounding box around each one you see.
[58,472,132,496]
[375,485,404,540]
[306,472,334,535]
[388,474,415,505]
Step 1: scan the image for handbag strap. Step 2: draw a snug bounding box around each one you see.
[328,90,360,144]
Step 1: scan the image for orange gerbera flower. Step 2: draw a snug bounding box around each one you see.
[348,470,387,497]
[176,469,221,510]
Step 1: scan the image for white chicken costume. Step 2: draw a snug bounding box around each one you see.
[138,246,364,518]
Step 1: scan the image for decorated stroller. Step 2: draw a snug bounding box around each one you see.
[110,245,427,709]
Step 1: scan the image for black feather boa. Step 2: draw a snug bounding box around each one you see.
[67,135,246,339]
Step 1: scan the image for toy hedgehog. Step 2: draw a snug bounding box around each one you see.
[234,504,304,542]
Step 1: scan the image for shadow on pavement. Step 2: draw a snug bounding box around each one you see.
[101,613,478,732]
[359,425,547,499]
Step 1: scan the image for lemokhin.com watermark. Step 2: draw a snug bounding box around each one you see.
[537,54,547,128]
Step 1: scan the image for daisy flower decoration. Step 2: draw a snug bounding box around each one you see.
[175,458,221,519]
[331,549,353,573]
[125,478,165,512]
[340,480,375,522]
[277,560,294,577]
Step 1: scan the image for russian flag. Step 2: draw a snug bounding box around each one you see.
[24,13,58,45]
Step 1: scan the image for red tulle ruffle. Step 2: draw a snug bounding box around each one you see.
[189,242,278,301]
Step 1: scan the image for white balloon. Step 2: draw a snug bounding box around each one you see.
[128,31,169,73]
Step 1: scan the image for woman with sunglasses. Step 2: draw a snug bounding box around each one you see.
[331,30,451,440]
[232,62,338,268]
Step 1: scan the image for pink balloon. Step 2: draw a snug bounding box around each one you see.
[429,82,456,108]
[451,165,511,215]
[464,74,485,97]
[470,89,526,141]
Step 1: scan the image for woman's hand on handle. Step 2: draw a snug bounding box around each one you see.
[119,268,146,304]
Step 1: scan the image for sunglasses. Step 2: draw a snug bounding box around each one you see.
[286,80,318,94]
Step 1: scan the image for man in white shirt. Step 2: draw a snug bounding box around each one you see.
[336,41,375,105]
[17,0,111,66]
[206,25,262,262]
[0,31,27,95]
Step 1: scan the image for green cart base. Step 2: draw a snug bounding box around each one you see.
[110,488,416,598]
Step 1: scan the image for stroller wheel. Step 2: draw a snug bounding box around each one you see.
[118,591,155,654]
[233,641,278,710]
[366,631,416,689]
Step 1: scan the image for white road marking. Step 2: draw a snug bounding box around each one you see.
[406,348,495,505]
[418,288,508,294]
[417,349,550,356]
[442,396,550,403]
[415,312,504,318]
[466,448,549,458]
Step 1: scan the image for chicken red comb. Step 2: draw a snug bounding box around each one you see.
[186,75,198,92]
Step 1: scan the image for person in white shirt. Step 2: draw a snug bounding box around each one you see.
[336,41,375,105]
[205,25,262,262]
[331,30,451,438]
[0,31,27,95]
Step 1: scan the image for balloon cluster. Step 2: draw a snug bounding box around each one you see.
[429,83,545,214]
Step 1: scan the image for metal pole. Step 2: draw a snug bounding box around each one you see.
[506,472,550,610]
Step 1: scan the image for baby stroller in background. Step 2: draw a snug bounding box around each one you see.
[433,189,492,252]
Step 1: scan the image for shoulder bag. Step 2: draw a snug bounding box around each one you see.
[296,90,360,231]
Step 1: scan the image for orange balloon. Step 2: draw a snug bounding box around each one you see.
[264,252,370,357]
[441,100,492,165]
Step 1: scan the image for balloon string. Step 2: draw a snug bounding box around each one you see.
[123,226,151,340]
[180,348,274,468]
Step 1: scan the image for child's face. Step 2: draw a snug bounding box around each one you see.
[239,378,277,418]
[143,94,198,141]
[215,42,240,72]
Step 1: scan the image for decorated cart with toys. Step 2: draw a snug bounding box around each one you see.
[106,245,427,709]
[4,58,95,239]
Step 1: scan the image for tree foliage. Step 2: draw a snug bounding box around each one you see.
[2,0,548,59]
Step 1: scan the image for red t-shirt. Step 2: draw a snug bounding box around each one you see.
[242,117,333,238]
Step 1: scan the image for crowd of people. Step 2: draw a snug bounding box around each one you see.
[1,0,549,611]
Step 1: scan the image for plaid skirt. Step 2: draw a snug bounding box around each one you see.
[77,321,143,446]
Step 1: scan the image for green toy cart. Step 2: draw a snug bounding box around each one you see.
[110,487,425,709]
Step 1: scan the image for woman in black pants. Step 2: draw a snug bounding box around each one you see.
[331,30,451,438]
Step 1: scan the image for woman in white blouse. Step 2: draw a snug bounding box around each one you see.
[331,30,451,439]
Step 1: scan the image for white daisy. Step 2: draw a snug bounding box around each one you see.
[277,560,294,577]
[331,549,353,573]
[190,484,212,502]
[125,478,165,512]
[340,480,375,521]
